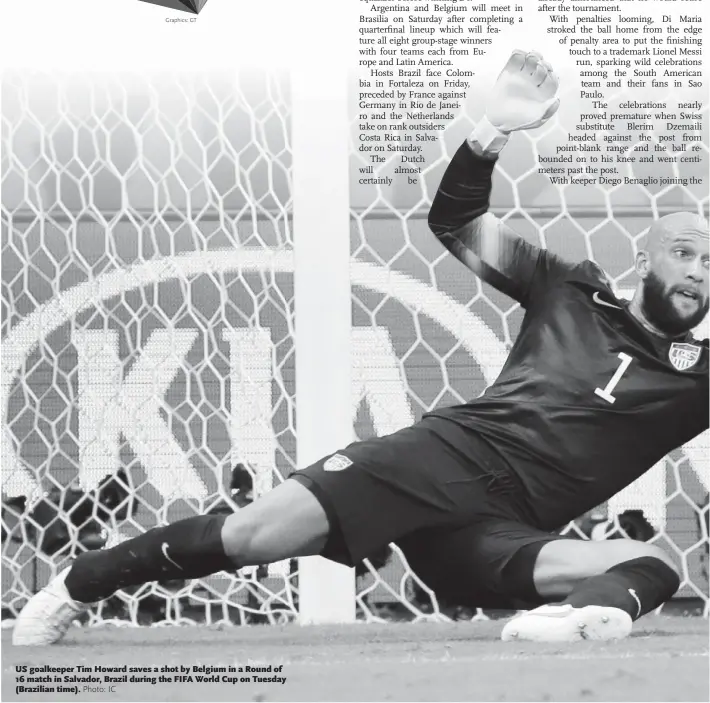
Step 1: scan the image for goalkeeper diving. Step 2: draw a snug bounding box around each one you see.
[14,51,708,646]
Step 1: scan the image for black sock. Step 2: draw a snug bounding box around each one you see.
[65,514,234,603]
[561,556,680,620]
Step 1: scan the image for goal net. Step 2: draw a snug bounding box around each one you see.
[1,70,301,626]
[2,67,708,629]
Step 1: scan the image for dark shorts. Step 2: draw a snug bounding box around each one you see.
[397,522,564,610]
[290,417,565,605]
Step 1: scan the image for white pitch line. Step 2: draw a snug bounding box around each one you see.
[294,651,706,665]
[203,651,709,668]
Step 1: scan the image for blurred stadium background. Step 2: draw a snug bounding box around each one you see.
[1,68,708,630]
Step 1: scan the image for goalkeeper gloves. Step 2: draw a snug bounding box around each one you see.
[472,50,560,154]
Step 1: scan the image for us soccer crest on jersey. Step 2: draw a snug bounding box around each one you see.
[323,454,353,472]
[668,343,702,372]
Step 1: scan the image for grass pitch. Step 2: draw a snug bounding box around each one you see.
[2,616,708,702]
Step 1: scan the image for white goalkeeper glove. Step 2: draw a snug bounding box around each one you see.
[472,50,560,154]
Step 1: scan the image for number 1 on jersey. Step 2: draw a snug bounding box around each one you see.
[595,352,633,404]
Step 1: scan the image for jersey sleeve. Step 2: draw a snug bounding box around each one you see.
[523,248,576,308]
[428,140,498,236]
[428,140,575,307]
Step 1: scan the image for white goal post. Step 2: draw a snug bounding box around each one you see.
[292,57,356,624]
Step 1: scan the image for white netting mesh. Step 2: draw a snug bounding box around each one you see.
[1,70,302,625]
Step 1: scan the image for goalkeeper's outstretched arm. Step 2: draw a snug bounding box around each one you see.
[428,51,563,305]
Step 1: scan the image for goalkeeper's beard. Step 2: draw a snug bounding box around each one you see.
[641,270,708,336]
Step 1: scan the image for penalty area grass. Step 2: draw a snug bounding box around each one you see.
[2,615,708,702]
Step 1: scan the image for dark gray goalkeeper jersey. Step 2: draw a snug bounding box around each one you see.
[426,142,709,531]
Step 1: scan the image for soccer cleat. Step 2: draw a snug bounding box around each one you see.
[12,567,90,646]
[501,603,632,643]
